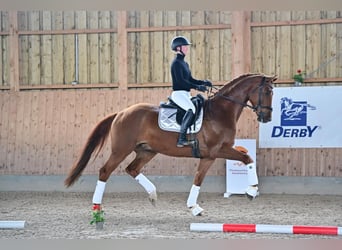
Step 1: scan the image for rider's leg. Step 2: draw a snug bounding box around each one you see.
[171,91,196,147]
[177,109,195,147]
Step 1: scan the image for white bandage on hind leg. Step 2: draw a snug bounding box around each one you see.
[92,180,106,204]
[187,184,200,208]
[246,163,258,186]
[135,173,156,194]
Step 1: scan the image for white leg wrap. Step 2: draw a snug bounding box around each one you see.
[135,173,156,194]
[92,180,106,204]
[187,185,200,208]
[247,162,258,186]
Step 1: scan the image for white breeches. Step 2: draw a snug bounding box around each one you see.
[171,90,196,113]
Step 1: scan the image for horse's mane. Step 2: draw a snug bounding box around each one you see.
[216,73,262,94]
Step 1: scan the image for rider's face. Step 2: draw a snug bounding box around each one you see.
[180,45,189,55]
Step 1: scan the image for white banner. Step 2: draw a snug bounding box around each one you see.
[259,85,342,148]
[224,139,256,197]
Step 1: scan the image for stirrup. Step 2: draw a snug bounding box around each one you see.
[177,137,188,147]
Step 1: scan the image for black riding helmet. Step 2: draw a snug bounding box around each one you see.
[171,36,191,51]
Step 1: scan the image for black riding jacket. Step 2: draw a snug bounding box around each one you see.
[171,53,204,91]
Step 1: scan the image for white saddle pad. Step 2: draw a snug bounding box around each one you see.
[158,107,203,133]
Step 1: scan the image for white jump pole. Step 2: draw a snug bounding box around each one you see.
[190,223,342,235]
[0,221,26,229]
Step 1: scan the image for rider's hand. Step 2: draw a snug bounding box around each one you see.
[203,80,213,87]
[197,85,207,92]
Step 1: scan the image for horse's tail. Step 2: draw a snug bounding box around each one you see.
[64,113,117,187]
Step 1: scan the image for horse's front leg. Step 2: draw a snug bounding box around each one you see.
[226,147,259,200]
[187,158,215,216]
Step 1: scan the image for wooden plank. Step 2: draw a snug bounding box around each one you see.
[231,11,251,77]
[7,93,18,170]
[180,11,191,65]
[190,11,205,80]
[94,90,108,167]
[275,11,291,79]
[88,11,99,84]
[8,11,19,90]
[305,11,321,79]
[205,11,220,80]
[251,11,263,74]
[13,92,24,171]
[127,11,137,83]
[262,11,276,75]
[28,91,40,173]
[291,11,306,76]
[117,11,128,88]
[20,92,32,172]
[28,11,40,85]
[326,11,338,78]
[49,91,61,170]
[64,90,76,172]
[0,12,3,86]
[337,12,342,78]
[41,91,54,173]
[138,11,151,83]
[99,11,111,83]
[56,90,68,173]
[151,11,164,83]
[41,11,52,85]
[110,11,118,83]
[35,91,47,172]
[75,11,88,84]
[72,90,85,163]
[2,12,9,86]
[52,11,64,84]
[0,93,10,172]
[18,11,28,85]
[219,11,232,80]
[63,11,75,84]
[163,11,177,83]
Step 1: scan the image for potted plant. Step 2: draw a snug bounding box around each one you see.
[293,69,305,86]
[90,204,105,230]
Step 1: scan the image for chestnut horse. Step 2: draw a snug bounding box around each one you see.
[65,73,276,217]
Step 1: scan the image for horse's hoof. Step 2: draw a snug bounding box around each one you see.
[148,191,157,207]
[245,186,259,200]
[189,204,204,216]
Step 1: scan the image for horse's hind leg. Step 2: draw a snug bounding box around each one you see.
[92,152,127,210]
[125,147,157,206]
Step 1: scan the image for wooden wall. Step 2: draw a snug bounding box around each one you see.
[0,10,342,178]
[251,11,342,80]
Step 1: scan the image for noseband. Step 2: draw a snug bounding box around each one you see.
[215,76,273,120]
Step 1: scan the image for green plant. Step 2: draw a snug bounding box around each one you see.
[90,204,105,225]
[293,69,306,83]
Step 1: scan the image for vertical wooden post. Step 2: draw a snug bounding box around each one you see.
[117,11,128,90]
[9,11,20,91]
[231,11,251,78]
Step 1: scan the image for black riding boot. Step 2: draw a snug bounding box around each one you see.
[177,109,195,147]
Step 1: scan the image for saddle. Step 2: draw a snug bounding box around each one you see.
[158,94,205,158]
[158,94,205,133]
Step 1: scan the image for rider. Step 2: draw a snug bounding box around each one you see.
[170,36,212,147]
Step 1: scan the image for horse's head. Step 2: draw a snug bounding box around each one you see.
[248,74,276,123]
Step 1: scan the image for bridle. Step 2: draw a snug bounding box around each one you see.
[210,76,273,120]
